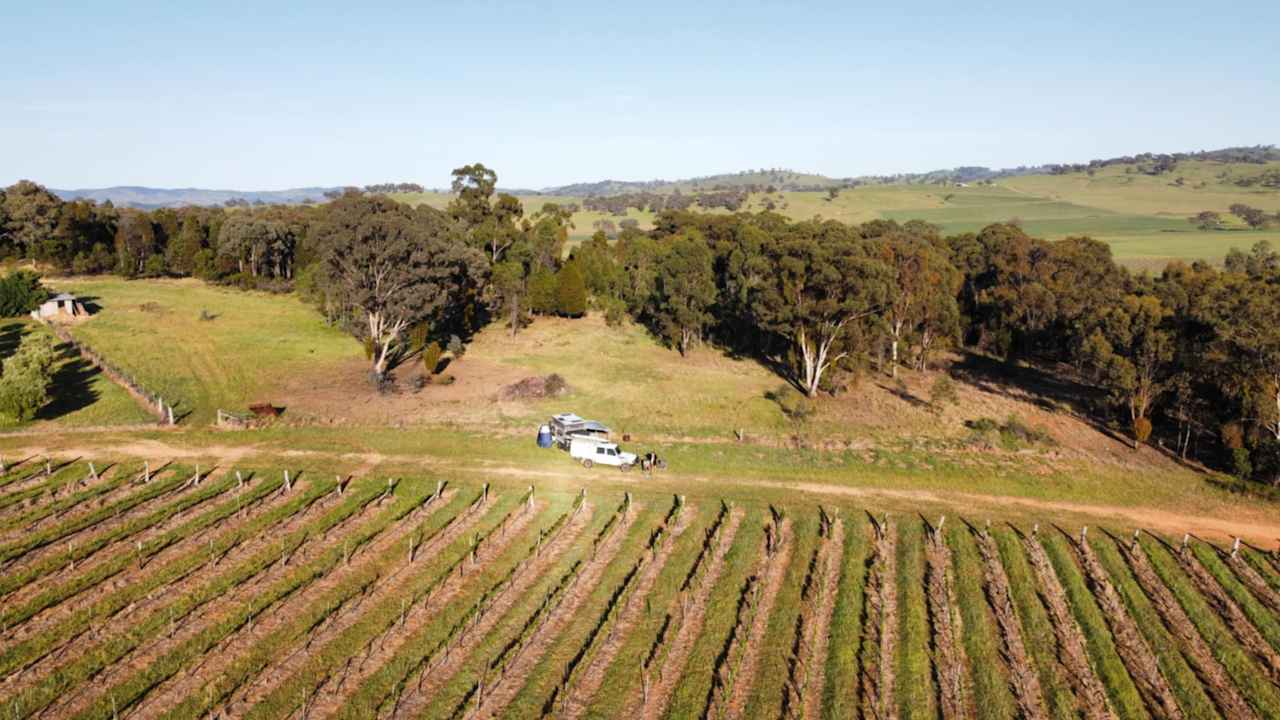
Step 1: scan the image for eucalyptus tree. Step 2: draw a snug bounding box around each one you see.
[649,231,717,355]
[751,221,890,397]
[315,194,487,380]
[1080,293,1174,446]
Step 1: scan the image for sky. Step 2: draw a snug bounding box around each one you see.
[2,1,1277,190]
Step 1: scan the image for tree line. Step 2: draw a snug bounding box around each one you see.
[4,169,1280,485]
[1189,203,1280,231]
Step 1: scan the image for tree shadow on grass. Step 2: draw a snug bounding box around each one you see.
[877,379,931,409]
[947,350,1136,447]
[949,350,1094,414]
[0,322,28,359]
[73,295,103,314]
[35,342,103,421]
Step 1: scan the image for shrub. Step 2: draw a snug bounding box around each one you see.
[407,324,429,355]
[929,375,958,410]
[362,337,376,361]
[142,254,167,278]
[0,332,58,422]
[544,373,568,396]
[421,341,443,375]
[765,384,815,422]
[1132,416,1153,446]
[1001,414,1052,445]
[602,297,627,327]
[964,415,1054,448]
[893,377,909,397]
[447,334,465,358]
[968,417,999,434]
[1232,447,1253,480]
[0,270,49,317]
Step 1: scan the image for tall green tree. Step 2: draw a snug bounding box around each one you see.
[556,260,587,317]
[751,223,890,397]
[314,194,486,379]
[872,232,960,376]
[166,214,207,276]
[1081,293,1173,446]
[448,163,524,263]
[650,232,716,355]
[1198,273,1280,480]
[114,210,158,277]
[2,181,62,258]
[490,260,527,335]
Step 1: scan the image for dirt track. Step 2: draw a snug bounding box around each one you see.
[8,437,1280,548]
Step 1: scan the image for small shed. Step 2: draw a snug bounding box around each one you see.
[32,293,88,322]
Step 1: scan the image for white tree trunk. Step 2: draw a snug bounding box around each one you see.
[797,328,845,398]
[1269,377,1280,441]
[367,311,405,379]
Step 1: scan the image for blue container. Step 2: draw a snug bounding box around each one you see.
[536,425,553,448]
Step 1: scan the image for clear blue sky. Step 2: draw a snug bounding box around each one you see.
[2,1,1276,190]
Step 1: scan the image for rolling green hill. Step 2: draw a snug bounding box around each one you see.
[394,159,1280,267]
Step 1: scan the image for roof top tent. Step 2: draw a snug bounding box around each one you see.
[549,412,611,448]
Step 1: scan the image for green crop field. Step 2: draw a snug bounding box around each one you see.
[2,463,1278,720]
[395,160,1280,267]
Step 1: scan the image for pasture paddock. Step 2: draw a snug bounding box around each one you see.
[394,160,1280,266]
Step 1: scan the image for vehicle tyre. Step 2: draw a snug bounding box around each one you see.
[621,463,632,473]
[582,459,593,469]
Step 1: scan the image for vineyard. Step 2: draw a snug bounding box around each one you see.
[2,460,1280,720]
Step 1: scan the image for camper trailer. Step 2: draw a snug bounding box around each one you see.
[547,412,610,448]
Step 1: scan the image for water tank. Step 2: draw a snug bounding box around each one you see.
[536,425,553,448]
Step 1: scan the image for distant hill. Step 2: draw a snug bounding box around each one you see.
[540,170,843,196]
[46,144,1279,205]
[537,145,1280,196]
[51,186,340,209]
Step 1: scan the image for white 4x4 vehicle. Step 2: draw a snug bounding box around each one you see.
[569,437,638,471]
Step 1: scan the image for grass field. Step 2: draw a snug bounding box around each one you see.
[0,319,153,428]
[42,277,360,425]
[395,160,1280,267]
[2,463,1278,720]
[15,274,1280,542]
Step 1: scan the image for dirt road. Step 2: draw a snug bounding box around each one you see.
[7,436,1279,549]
